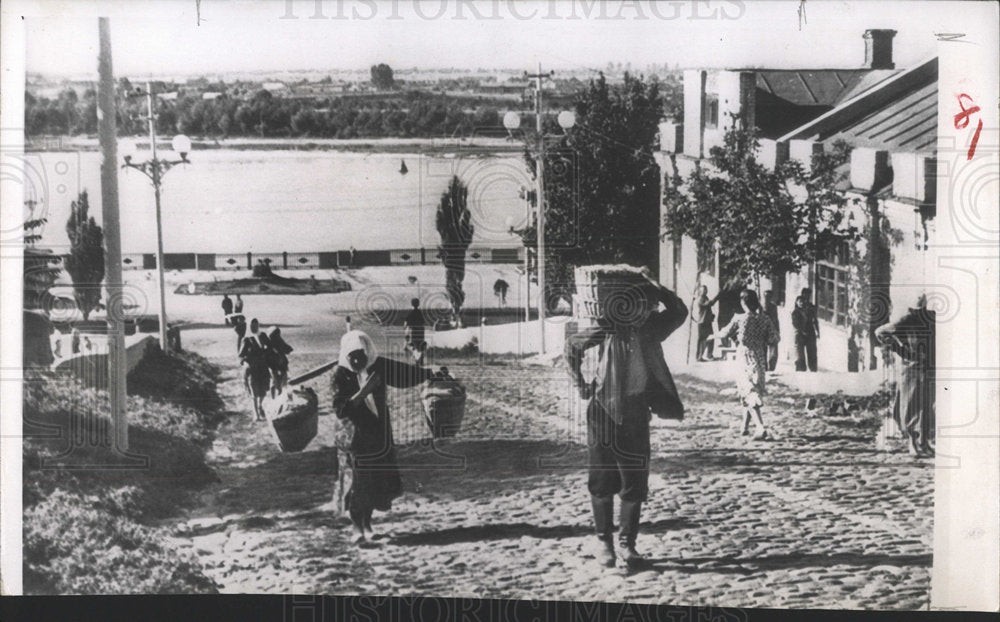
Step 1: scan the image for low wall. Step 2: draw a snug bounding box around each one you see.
[428,319,572,355]
[53,335,157,390]
[429,317,691,360]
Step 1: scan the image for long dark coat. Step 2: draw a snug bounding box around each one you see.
[331,357,430,512]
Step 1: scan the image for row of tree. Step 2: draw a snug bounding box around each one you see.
[28,88,520,139]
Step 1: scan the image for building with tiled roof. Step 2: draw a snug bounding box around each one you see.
[656,30,938,372]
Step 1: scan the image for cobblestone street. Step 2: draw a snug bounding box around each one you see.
[168,342,933,610]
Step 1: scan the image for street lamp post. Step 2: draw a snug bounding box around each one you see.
[503,67,575,354]
[121,89,190,352]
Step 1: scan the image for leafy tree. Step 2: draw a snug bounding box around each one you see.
[370,64,395,91]
[23,204,61,311]
[435,176,474,321]
[64,191,104,321]
[662,122,856,292]
[522,72,663,310]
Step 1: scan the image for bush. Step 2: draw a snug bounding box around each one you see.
[127,348,226,429]
[24,487,218,594]
[23,366,222,593]
[25,371,214,446]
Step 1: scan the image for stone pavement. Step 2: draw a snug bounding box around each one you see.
[166,347,933,610]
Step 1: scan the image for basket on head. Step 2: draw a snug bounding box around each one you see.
[573,264,654,326]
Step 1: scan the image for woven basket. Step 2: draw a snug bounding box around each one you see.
[421,380,466,438]
[573,265,652,323]
[265,387,319,453]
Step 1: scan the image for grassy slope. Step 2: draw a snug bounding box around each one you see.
[22,348,228,594]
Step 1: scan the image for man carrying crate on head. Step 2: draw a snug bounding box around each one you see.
[565,265,688,570]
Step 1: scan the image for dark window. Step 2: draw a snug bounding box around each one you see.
[816,241,850,327]
[705,94,719,129]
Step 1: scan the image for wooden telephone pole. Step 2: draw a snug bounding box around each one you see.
[98,17,128,450]
[525,63,552,353]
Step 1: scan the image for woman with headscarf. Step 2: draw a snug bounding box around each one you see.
[330,330,434,544]
[707,289,779,440]
[239,318,271,421]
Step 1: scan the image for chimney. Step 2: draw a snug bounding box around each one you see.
[863,29,897,69]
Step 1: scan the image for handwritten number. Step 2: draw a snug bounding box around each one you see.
[955,94,982,160]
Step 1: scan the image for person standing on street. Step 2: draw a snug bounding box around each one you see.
[234,294,245,315]
[707,289,780,440]
[403,298,427,364]
[565,268,688,569]
[764,290,781,371]
[792,288,820,371]
[874,294,935,457]
[693,285,721,361]
[493,278,510,308]
[222,294,233,326]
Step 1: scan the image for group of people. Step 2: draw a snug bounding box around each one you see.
[301,267,933,570]
[223,293,294,420]
[324,269,784,566]
[693,285,821,372]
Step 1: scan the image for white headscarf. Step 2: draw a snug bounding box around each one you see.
[338,330,379,416]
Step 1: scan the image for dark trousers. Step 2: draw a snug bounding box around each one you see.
[795,335,817,371]
[696,321,714,360]
[587,398,650,503]
[767,340,779,371]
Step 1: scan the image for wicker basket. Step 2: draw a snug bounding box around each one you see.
[573,264,652,323]
[265,386,319,452]
[421,380,467,438]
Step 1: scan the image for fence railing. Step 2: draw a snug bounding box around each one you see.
[102,247,526,271]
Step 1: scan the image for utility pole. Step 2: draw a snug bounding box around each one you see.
[121,93,189,354]
[98,17,128,450]
[526,63,552,353]
[146,81,170,352]
[524,191,531,323]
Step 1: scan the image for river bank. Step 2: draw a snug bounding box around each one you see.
[25,135,523,154]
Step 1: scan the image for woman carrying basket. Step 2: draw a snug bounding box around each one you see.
[239,318,271,422]
[330,330,435,545]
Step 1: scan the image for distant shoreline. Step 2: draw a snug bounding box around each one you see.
[25,136,526,154]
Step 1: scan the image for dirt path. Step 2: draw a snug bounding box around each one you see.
[166,348,933,609]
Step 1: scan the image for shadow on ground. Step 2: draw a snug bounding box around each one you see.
[389,517,695,546]
[646,552,933,575]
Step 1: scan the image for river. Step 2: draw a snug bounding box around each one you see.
[22,148,532,254]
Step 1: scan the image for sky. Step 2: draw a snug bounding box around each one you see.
[16,1,992,78]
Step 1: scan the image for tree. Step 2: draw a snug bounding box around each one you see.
[435,176,474,322]
[523,72,663,310]
[662,122,856,292]
[23,203,61,311]
[64,191,105,321]
[370,63,395,90]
